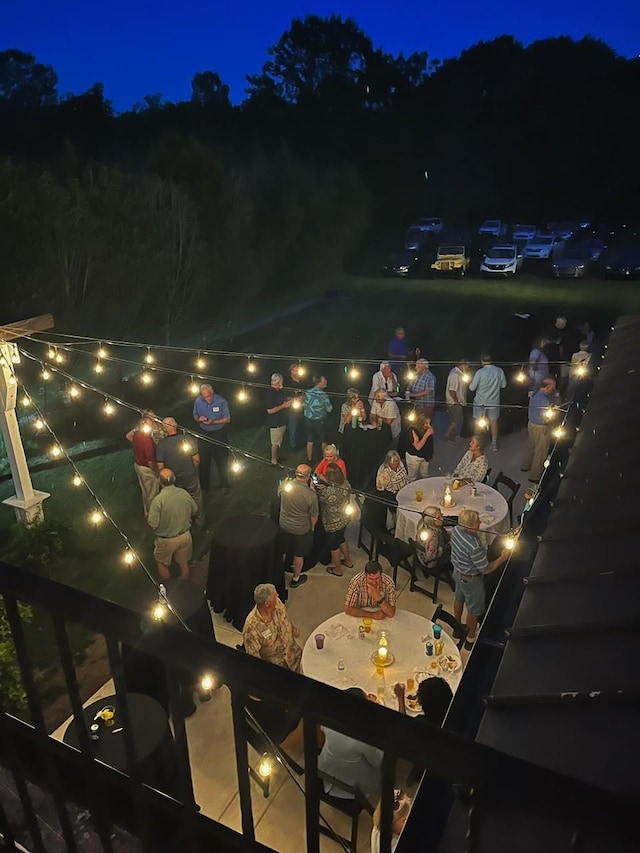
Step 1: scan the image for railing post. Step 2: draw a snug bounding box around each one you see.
[302,714,320,853]
[229,687,256,844]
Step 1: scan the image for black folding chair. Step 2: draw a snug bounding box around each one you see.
[357,497,388,558]
[432,603,468,650]
[491,471,521,527]
[318,770,374,851]
[407,538,455,603]
[375,531,413,586]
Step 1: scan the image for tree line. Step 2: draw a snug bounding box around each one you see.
[1,17,639,338]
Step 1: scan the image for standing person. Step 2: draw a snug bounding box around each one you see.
[127,411,159,515]
[543,316,568,382]
[318,462,354,577]
[406,358,436,417]
[368,362,399,404]
[370,390,402,448]
[278,464,319,589]
[444,359,469,442]
[155,417,204,525]
[527,338,549,393]
[193,383,231,494]
[266,373,291,465]
[469,354,507,451]
[304,375,333,464]
[521,376,560,483]
[387,327,420,377]
[242,583,302,672]
[147,469,198,580]
[404,414,434,481]
[450,509,510,648]
[287,363,305,449]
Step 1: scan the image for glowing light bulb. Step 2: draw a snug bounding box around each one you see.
[47,348,56,359]
[247,360,256,374]
[419,528,429,543]
[144,349,155,364]
[516,371,526,383]
[553,426,565,439]
[72,474,82,487]
[21,395,31,406]
[69,384,80,398]
[345,503,355,516]
[152,602,167,621]
[407,410,416,422]
[291,398,301,410]
[142,423,152,435]
[258,755,273,778]
[141,371,153,385]
[195,355,206,370]
[181,440,192,453]
[231,460,242,474]
[200,674,214,692]
[504,536,516,551]
[462,373,471,384]
[348,367,360,380]
[94,361,104,374]
[237,389,248,402]
[55,353,64,364]
[51,444,62,458]
[104,402,115,416]
[41,368,51,380]
[283,480,293,492]
[405,370,415,382]
[544,407,554,420]
[477,416,488,430]
[97,346,107,359]
[575,364,586,377]
[89,509,103,525]
[189,380,199,395]
[122,550,135,565]
[34,419,44,431]
[297,364,306,377]
[351,408,359,418]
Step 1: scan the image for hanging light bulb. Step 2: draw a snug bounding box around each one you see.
[419,527,429,543]
[553,425,565,439]
[21,394,31,406]
[50,444,62,458]
[237,387,248,402]
[141,371,153,385]
[462,372,472,384]
[283,480,293,492]
[476,414,488,430]
[189,377,200,395]
[10,350,20,364]
[405,368,415,382]
[504,534,516,551]
[543,458,550,468]
[544,407,555,420]
[141,422,152,435]
[152,602,167,621]
[41,367,51,380]
[257,754,273,779]
[122,549,135,566]
[247,358,257,374]
[181,438,192,453]
[348,364,360,380]
[407,410,416,422]
[72,473,82,487]
[575,364,587,378]
[195,353,206,370]
[34,418,44,431]
[97,344,107,359]
[144,348,155,365]
[290,398,301,410]
[47,348,56,360]
[231,460,242,474]
[55,352,64,364]
[515,369,526,383]
[8,375,16,386]
[344,502,355,517]
[68,384,81,398]
[297,362,306,378]
[104,401,115,416]
[89,509,103,526]
[94,360,104,374]
[200,673,215,692]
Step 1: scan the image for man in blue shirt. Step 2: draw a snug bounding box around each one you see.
[193,383,231,493]
[406,358,436,416]
[469,353,507,452]
[451,509,510,648]
[521,376,559,482]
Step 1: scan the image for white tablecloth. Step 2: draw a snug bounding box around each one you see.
[302,610,462,714]
[394,476,510,545]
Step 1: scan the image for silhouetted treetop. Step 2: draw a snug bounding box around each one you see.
[0,49,58,106]
[191,71,231,109]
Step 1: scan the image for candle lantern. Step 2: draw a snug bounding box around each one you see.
[443,485,453,508]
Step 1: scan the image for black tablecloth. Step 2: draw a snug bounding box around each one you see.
[63,693,177,791]
[207,515,284,630]
[339,424,392,491]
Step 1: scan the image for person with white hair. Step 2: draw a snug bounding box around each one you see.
[370,390,402,446]
[370,790,413,853]
[406,358,436,417]
[368,361,399,403]
[242,583,302,672]
[265,373,291,465]
[193,383,232,494]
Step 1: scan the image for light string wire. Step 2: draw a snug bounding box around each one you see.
[17,346,552,541]
[31,329,573,368]
[23,338,580,415]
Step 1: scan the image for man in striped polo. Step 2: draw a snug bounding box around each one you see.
[450,509,510,649]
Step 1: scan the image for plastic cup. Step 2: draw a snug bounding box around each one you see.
[406,677,415,692]
[337,659,345,672]
[433,625,442,640]
[362,617,373,634]
[314,633,325,650]
[415,490,423,502]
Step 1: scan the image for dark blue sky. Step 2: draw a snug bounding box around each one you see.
[4,1,638,111]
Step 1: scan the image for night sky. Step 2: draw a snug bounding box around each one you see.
[4,0,638,111]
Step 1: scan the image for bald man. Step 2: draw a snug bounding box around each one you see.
[277,464,319,589]
[147,469,198,579]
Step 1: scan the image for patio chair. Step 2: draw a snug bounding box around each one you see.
[432,604,468,650]
[357,497,387,558]
[490,471,521,527]
[407,539,455,603]
[317,770,374,851]
[374,531,413,586]
[482,467,492,485]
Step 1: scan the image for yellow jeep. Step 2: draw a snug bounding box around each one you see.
[431,246,470,277]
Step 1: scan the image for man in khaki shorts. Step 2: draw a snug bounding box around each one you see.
[265,373,291,465]
[147,468,198,579]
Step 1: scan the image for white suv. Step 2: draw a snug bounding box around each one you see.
[480,244,524,277]
[478,219,508,237]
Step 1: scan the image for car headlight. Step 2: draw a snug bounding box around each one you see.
[605,265,612,270]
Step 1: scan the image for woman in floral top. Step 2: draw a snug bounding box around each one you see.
[318,462,354,577]
[376,450,409,499]
[415,506,450,569]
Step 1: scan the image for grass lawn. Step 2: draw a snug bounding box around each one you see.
[0,270,636,721]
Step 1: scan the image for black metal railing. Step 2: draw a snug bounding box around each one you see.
[0,547,636,853]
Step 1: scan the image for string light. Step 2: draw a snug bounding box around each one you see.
[103,401,115,416]
[405,369,415,382]
[553,426,565,439]
[34,418,44,431]
[141,370,153,385]
[189,377,200,395]
[181,437,193,453]
[462,372,472,384]
[237,386,248,402]
[290,398,302,410]
[296,361,306,378]
[46,348,56,360]
[257,754,273,779]
[89,509,103,526]
[50,444,62,458]
[152,602,167,621]
[344,502,355,517]
[347,364,360,380]
[200,673,215,692]
[21,395,31,406]
[141,422,152,435]
[515,369,526,383]
[247,358,257,374]
[144,348,155,365]
[195,353,206,370]
[476,414,488,430]
[544,407,555,420]
[283,480,293,492]
[419,528,429,543]
[122,549,135,566]
[97,344,107,359]
[68,384,81,398]
[407,410,416,422]
[94,360,104,374]
[41,367,51,381]
[504,534,516,551]
[72,474,82,487]
[575,364,587,378]
[231,460,242,474]
[8,374,16,386]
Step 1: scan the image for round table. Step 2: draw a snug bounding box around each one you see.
[207,515,284,630]
[302,610,462,713]
[394,477,509,546]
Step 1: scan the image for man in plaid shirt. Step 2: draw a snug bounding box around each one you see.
[344,561,396,620]
[407,359,436,417]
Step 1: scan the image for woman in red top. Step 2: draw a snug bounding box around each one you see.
[315,444,347,478]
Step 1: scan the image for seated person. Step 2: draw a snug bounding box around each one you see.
[376,450,409,502]
[243,583,302,672]
[452,434,489,484]
[370,790,413,853]
[415,506,450,570]
[394,676,453,723]
[344,560,396,620]
[318,687,383,800]
[315,443,347,478]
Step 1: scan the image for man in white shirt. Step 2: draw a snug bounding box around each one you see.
[368,362,399,404]
[469,354,507,451]
[444,359,469,442]
[370,390,402,447]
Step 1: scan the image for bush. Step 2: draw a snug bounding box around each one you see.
[3,517,70,569]
[0,599,32,710]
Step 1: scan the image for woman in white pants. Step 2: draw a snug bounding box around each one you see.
[405,415,434,481]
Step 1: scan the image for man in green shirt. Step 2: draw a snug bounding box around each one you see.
[147,468,198,579]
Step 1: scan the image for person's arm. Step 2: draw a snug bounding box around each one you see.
[500,370,507,390]
[243,625,262,659]
[379,403,395,425]
[448,382,460,404]
[189,496,198,519]
[412,426,434,451]
[147,499,160,532]
[484,549,510,575]
[267,398,291,416]
[344,603,384,619]
[378,596,396,618]
[191,452,200,469]
[469,373,478,392]
[376,466,391,491]
[394,683,407,715]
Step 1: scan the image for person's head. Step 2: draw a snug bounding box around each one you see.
[416,358,429,373]
[344,686,367,700]
[159,468,175,488]
[162,416,178,435]
[373,790,412,834]
[394,327,406,340]
[289,363,301,381]
[480,353,492,365]
[579,340,590,352]
[555,316,567,330]
[200,383,214,403]
[422,506,443,530]
[469,434,488,456]
[364,561,383,580]
[295,464,312,482]
[459,508,480,532]
[270,373,283,389]
[374,389,389,406]
[417,677,453,725]
[323,444,339,464]
[313,374,327,389]
[540,376,557,396]
[324,461,345,485]
[141,409,157,428]
[254,582,277,611]
[346,387,360,403]
[380,361,392,378]
[416,414,432,434]
[457,358,469,370]
[384,450,402,470]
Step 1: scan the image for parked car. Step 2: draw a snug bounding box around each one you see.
[478,219,508,238]
[547,221,579,241]
[550,246,593,278]
[412,217,444,234]
[383,248,421,277]
[603,247,640,279]
[430,246,470,276]
[573,237,606,262]
[511,224,538,243]
[404,226,430,251]
[523,235,565,260]
[480,244,524,277]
